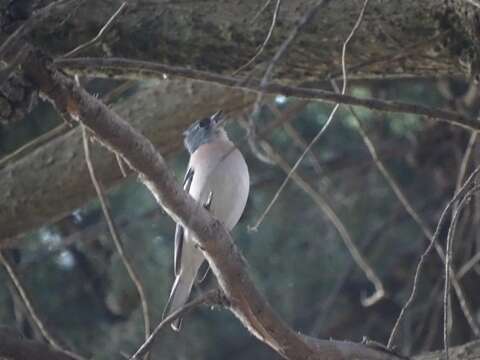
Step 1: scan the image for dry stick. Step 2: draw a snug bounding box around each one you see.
[250,0,369,231]
[257,138,385,306]
[130,289,224,360]
[81,126,150,340]
[233,0,281,75]
[0,252,86,360]
[62,1,128,58]
[443,186,480,360]
[56,57,480,132]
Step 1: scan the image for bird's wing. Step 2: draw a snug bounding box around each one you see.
[174,166,194,276]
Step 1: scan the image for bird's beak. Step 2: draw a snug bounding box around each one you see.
[211,110,226,128]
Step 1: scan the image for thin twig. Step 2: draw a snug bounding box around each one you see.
[246,0,328,162]
[458,250,480,278]
[329,78,480,343]
[337,93,480,343]
[0,123,70,170]
[251,0,274,24]
[116,153,128,177]
[233,0,281,74]
[450,132,477,277]
[81,126,150,340]
[387,166,480,347]
[250,0,369,231]
[256,137,385,306]
[329,33,447,79]
[0,252,86,360]
[130,289,224,360]
[56,57,480,132]
[444,186,480,360]
[456,133,477,193]
[62,2,128,58]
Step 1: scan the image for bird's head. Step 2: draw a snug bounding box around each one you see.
[183,111,228,154]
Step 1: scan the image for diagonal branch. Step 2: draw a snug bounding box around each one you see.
[20,49,402,360]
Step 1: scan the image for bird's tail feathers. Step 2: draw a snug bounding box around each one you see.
[162,271,196,331]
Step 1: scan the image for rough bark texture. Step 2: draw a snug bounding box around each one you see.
[0,0,473,81]
[0,79,254,241]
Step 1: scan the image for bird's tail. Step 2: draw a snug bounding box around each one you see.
[162,271,196,331]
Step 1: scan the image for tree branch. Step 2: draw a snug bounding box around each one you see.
[19,49,402,360]
[56,57,480,132]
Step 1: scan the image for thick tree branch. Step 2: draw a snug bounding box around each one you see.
[17,49,402,360]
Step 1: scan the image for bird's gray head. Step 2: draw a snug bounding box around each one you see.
[183,111,229,154]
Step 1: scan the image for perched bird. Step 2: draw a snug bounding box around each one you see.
[163,111,250,331]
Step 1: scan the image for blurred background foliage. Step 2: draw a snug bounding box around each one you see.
[1,77,479,360]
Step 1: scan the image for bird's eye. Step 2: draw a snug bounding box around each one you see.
[198,118,210,128]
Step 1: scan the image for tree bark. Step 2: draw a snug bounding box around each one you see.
[0,0,474,81]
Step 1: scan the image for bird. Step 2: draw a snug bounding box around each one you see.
[163,111,250,331]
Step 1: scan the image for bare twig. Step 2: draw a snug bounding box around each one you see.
[451,132,477,277]
[115,153,128,177]
[458,250,480,278]
[81,126,150,340]
[0,123,70,170]
[327,77,480,344]
[250,0,369,231]
[233,0,281,74]
[130,289,224,360]
[255,137,385,306]
[456,133,477,192]
[246,0,328,163]
[0,252,85,360]
[62,2,128,58]
[444,186,480,360]
[329,33,447,79]
[251,0,274,24]
[56,57,480,132]
[387,166,480,347]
